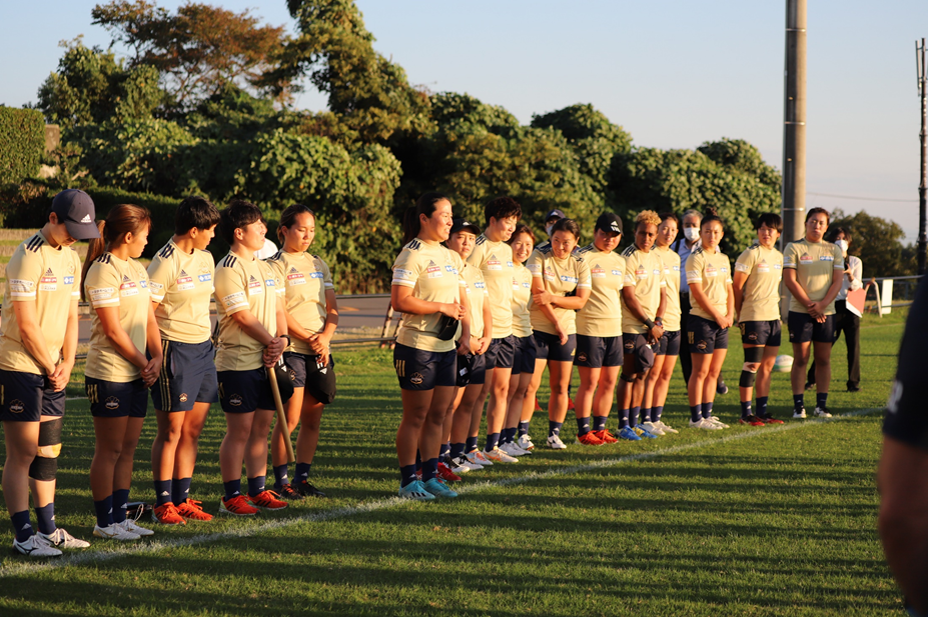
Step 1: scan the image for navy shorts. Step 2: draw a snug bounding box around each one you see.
[687,315,729,355]
[151,339,218,413]
[533,331,577,363]
[218,368,276,413]
[740,320,782,347]
[0,370,65,422]
[575,335,624,368]
[788,311,836,344]
[485,335,516,370]
[511,335,537,375]
[285,352,337,405]
[393,344,456,391]
[86,377,149,418]
[468,352,488,386]
[655,330,682,357]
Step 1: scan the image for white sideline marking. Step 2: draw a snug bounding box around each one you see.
[0,407,882,578]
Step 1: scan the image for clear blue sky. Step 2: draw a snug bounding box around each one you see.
[2,1,924,240]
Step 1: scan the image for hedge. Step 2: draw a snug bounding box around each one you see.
[0,107,45,186]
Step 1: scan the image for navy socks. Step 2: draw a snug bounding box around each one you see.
[576,417,591,436]
[223,479,242,501]
[112,488,129,524]
[34,503,55,534]
[592,415,607,432]
[154,479,172,506]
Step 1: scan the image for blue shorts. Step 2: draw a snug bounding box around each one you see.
[393,344,456,391]
[787,311,835,344]
[0,370,65,422]
[740,320,782,347]
[655,330,682,356]
[284,352,337,405]
[533,331,577,363]
[485,335,516,370]
[575,335,624,368]
[687,315,729,355]
[511,335,537,375]
[468,352,488,386]
[218,368,275,413]
[151,339,218,413]
[86,377,149,418]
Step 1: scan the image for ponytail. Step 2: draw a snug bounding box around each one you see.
[80,204,152,301]
[402,192,451,245]
[80,221,107,300]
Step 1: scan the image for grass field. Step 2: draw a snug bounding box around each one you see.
[0,310,908,615]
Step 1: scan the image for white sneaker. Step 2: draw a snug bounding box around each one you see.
[546,434,567,449]
[484,446,518,463]
[689,418,720,430]
[120,518,155,537]
[706,416,730,429]
[466,450,493,466]
[451,456,482,472]
[793,408,807,419]
[814,407,832,418]
[93,523,140,541]
[501,441,529,456]
[38,527,90,549]
[13,534,62,557]
[653,420,678,434]
[516,434,535,451]
[640,421,665,436]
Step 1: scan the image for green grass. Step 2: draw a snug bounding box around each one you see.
[0,311,907,615]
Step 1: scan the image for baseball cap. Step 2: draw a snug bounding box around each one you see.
[544,209,566,223]
[595,212,623,235]
[51,189,100,240]
[635,344,655,372]
[450,217,481,236]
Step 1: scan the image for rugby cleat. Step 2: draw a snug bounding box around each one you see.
[93,523,140,541]
[516,434,535,451]
[219,495,259,516]
[13,534,62,557]
[739,415,766,427]
[485,446,518,463]
[633,426,658,439]
[247,490,288,511]
[121,518,155,537]
[813,407,833,418]
[640,421,666,436]
[705,416,730,429]
[592,429,619,444]
[546,434,568,450]
[437,462,462,482]
[616,426,642,441]
[688,418,720,430]
[575,431,605,446]
[38,528,90,549]
[501,441,530,456]
[760,414,784,425]
[296,481,327,498]
[451,456,482,471]
[275,483,304,500]
[176,499,213,521]
[467,450,493,466]
[398,480,435,501]
[152,503,186,525]
[792,408,807,419]
[445,457,470,475]
[423,477,458,498]
[653,420,679,434]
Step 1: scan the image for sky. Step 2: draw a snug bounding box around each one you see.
[1,1,925,241]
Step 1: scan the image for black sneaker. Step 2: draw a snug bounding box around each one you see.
[275,484,304,500]
[792,407,807,419]
[296,481,327,498]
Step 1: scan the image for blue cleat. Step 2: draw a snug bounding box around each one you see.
[398,480,435,501]
[422,478,458,498]
[633,426,659,439]
[616,426,642,441]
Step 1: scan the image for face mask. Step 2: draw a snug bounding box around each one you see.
[834,239,848,254]
[545,224,555,237]
[683,227,700,242]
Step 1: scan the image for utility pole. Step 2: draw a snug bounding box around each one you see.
[782,0,807,246]
[917,38,927,275]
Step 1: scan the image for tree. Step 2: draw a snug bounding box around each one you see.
[91,0,291,108]
[830,208,913,277]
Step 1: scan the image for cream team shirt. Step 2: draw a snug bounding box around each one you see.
[734,243,784,322]
[783,238,844,315]
[266,250,334,356]
[686,246,733,323]
[460,264,488,340]
[527,246,592,336]
[147,241,215,343]
[510,263,533,338]
[575,244,624,337]
[621,245,666,335]
[467,235,514,338]
[654,245,682,332]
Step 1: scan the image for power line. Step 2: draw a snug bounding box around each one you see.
[806,191,917,203]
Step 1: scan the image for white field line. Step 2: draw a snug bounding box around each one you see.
[0,407,883,578]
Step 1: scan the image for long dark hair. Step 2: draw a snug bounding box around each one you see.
[278,204,315,246]
[81,204,152,300]
[403,192,451,245]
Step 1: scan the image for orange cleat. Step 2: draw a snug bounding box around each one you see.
[575,431,605,446]
[592,429,618,444]
[176,499,213,521]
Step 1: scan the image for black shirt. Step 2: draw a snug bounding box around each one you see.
[884,276,928,449]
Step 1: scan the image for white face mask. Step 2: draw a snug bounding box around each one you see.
[834,239,849,254]
[545,223,555,237]
[683,227,701,242]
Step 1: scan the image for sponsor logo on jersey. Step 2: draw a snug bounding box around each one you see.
[410,373,424,385]
[635,266,648,280]
[706,265,718,277]
[486,257,502,271]
[560,275,579,284]
[591,265,605,278]
[105,396,120,410]
[198,273,211,282]
[40,268,57,291]
[179,393,188,403]
[309,272,324,279]
[63,276,75,285]
[819,254,834,261]
[757,260,770,273]
[799,254,813,264]
[9,400,24,414]
[229,393,243,406]
[248,275,263,292]
[475,281,486,289]
[120,275,139,296]
[426,260,443,278]
[613,269,623,276]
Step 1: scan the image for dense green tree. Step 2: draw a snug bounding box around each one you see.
[830,208,913,277]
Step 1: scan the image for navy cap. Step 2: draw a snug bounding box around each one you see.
[450,217,481,236]
[636,344,655,372]
[51,189,100,240]
[544,209,566,223]
[595,212,623,235]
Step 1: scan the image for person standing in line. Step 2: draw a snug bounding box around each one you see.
[640,212,682,436]
[391,193,468,500]
[466,197,522,463]
[267,205,339,500]
[0,189,98,557]
[504,225,538,452]
[732,213,786,426]
[83,205,161,540]
[805,227,864,393]
[147,196,221,525]
[573,213,625,445]
[213,200,290,515]
[685,208,733,430]
[524,219,591,450]
[615,211,666,441]
[783,207,844,419]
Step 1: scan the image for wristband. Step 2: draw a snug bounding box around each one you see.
[279,334,291,345]
[654,317,663,325]
[644,319,655,330]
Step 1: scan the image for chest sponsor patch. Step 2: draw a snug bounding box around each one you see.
[222,291,247,309]
[89,287,115,301]
[120,275,138,296]
[507,261,514,268]
[706,265,718,278]
[486,257,502,271]
[177,271,195,291]
[309,272,324,279]
[475,281,486,289]
[544,267,557,282]
[613,269,622,276]
[756,261,770,273]
[799,254,814,264]
[288,267,306,286]
[198,273,212,283]
[426,260,443,279]
[635,266,648,280]
[560,275,579,284]
[819,254,834,261]
[393,268,416,282]
[63,275,75,285]
[40,268,57,291]
[591,266,605,278]
[248,275,263,294]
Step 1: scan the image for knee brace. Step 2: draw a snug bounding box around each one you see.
[739,347,765,388]
[28,417,62,481]
[619,371,636,383]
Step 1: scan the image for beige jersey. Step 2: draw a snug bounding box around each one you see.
[84,253,151,382]
[686,246,733,322]
[0,231,81,375]
[527,246,592,336]
[460,264,488,339]
[511,263,533,338]
[654,245,682,331]
[266,250,334,355]
[621,245,666,334]
[214,252,285,372]
[783,238,844,315]
[467,235,514,338]
[147,241,215,344]
[575,244,624,337]
[735,243,784,322]
[392,239,466,353]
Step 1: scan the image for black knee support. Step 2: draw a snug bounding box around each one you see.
[739,347,765,388]
[28,417,62,481]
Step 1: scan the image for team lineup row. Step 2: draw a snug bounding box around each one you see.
[0,188,852,555]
